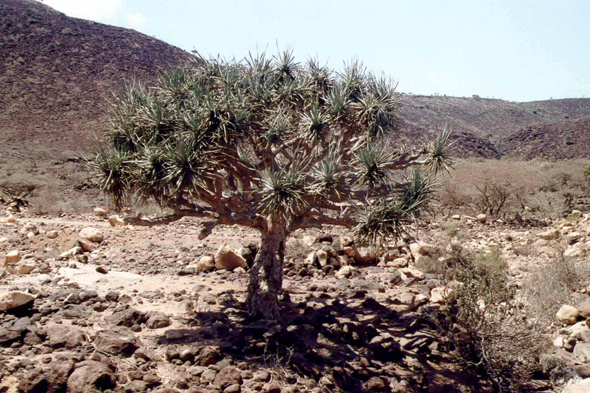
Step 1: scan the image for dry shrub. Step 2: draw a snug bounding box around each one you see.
[438,159,590,219]
[523,246,588,325]
[429,247,548,392]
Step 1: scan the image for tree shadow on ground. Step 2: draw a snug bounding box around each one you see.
[156,288,486,393]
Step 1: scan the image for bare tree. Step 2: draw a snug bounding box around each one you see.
[91,50,452,319]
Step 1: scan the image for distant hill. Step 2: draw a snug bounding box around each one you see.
[502,117,590,160]
[0,0,191,152]
[397,94,590,139]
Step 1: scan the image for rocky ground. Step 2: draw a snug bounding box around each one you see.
[3,208,590,392]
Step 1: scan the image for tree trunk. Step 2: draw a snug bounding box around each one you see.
[247,215,286,320]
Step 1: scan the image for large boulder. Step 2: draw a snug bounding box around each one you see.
[66,361,116,393]
[0,291,34,312]
[79,227,104,243]
[556,305,580,325]
[19,359,75,393]
[47,325,86,349]
[214,244,247,271]
[94,327,141,357]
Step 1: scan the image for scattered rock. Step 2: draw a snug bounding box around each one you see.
[46,230,59,239]
[198,346,221,366]
[477,214,487,223]
[94,327,141,357]
[47,324,86,349]
[146,311,172,329]
[537,229,559,240]
[215,244,247,271]
[0,291,34,312]
[4,250,21,264]
[5,258,35,275]
[563,378,590,393]
[80,227,104,243]
[108,215,125,227]
[556,305,580,325]
[94,207,108,217]
[195,256,215,272]
[66,361,116,393]
[96,266,108,274]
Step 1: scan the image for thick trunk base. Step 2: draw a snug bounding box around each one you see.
[247,228,285,320]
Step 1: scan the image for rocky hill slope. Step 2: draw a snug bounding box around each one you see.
[0,0,191,151]
[503,117,590,160]
[397,94,590,140]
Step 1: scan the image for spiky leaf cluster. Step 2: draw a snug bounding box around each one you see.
[92,49,451,242]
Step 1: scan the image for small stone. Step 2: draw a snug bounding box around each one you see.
[5,250,21,265]
[335,265,353,279]
[477,213,487,223]
[94,207,108,217]
[7,215,18,223]
[399,267,425,280]
[108,215,125,227]
[556,305,580,325]
[46,230,59,239]
[79,227,104,243]
[96,266,108,274]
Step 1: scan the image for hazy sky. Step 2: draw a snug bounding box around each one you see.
[40,0,590,102]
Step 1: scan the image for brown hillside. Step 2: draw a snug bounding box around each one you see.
[397,94,590,139]
[502,116,590,160]
[0,0,192,152]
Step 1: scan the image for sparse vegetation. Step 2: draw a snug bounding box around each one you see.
[430,246,548,392]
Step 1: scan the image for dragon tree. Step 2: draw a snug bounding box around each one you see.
[92,50,452,320]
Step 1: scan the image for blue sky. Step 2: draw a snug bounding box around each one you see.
[40,0,590,102]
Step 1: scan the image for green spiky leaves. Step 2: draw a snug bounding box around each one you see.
[258,163,308,218]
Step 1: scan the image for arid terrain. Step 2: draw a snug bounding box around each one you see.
[3,1,590,392]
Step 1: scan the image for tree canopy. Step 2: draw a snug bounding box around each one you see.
[92,49,452,319]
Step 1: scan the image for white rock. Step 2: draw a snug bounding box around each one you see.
[572,210,583,218]
[563,378,590,393]
[94,207,108,217]
[556,305,580,325]
[194,256,215,272]
[316,250,329,267]
[451,215,461,220]
[386,257,408,268]
[477,214,487,223]
[304,252,318,266]
[335,265,354,279]
[5,259,35,275]
[0,237,7,245]
[108,215,125,227]
[0,291,34,312]
[399,267,425,280]
[4,250,20,265]
[214,244,247,271]
[430,287,455,304]
[79,227,104,243]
